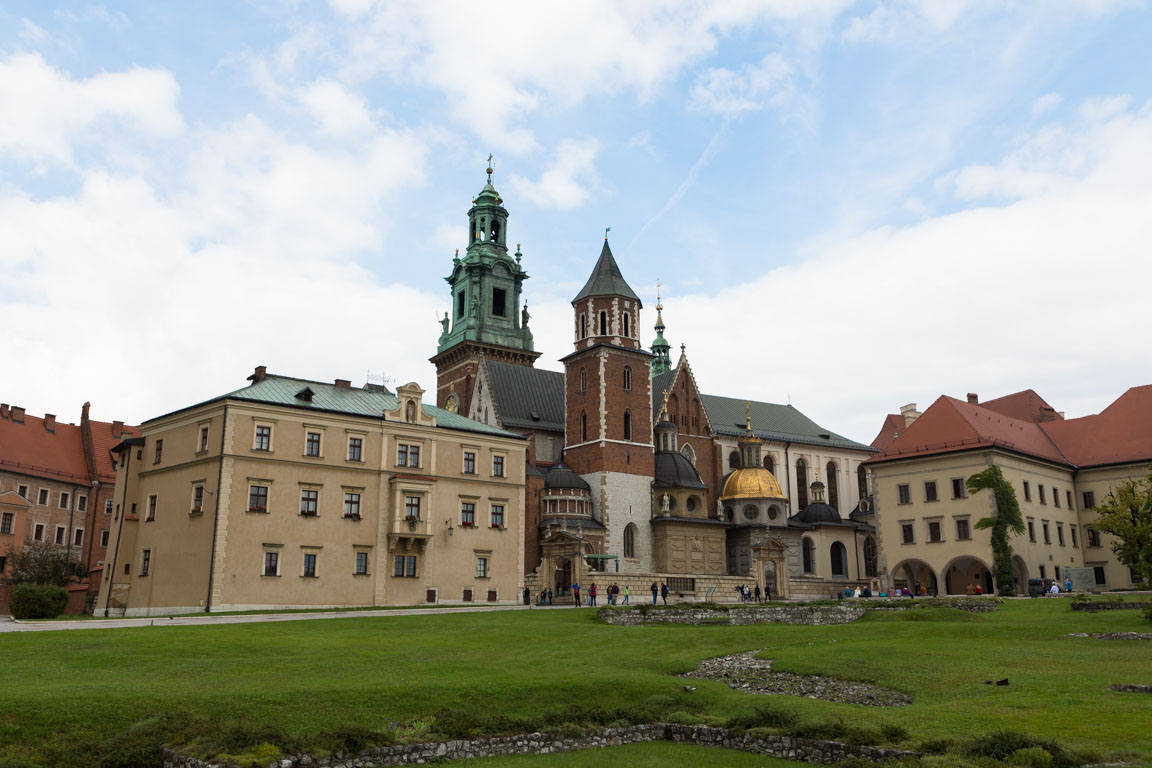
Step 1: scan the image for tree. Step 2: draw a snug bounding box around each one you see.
[1091,467,1152,586]
[1,542,75,587]
[968,466,1026,596]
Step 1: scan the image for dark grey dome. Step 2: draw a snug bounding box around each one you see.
[654,452,708,489]
[793,501,841,525]
[654,418,677,433]
[544,465,591,491]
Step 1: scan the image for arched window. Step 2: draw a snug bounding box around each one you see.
[830,542,847,577]
[623,523,637,558]
[763,454,775,474]
[579,368,586,393]
[826,461,839,510]
[598,311,607,335]
[863,536,878,577]
[579,314,587,339]
[796,459,809,508]
[728,450,741,469]
[680,443,695,465]
[623,366,632,390]
[802,538,815,574]
[405,402,415,423]
[858,465,868,500]
[623,312,630,337]
[580,411,587,442]
[623,411,632,441]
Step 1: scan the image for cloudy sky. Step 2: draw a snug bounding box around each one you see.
[1,1,1150,444]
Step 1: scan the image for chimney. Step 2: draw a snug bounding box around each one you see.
[1038,406,1060,423]
[335,379,351,389]
[967,393,979,405]
[248,365,268,383]
[81,402,91,422]
[44,414,56,432]
[0,403,8,420]
[112,420,125,435]
[10,406,25,423]
[899,403,920,427]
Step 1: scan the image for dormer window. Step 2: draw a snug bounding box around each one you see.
[295,387,314,402]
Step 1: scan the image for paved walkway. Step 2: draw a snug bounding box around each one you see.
[0,604,574,632]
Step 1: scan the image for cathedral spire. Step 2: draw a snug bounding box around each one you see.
[650,281,672,374]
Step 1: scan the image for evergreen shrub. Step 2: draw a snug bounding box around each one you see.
[8,583,68,619]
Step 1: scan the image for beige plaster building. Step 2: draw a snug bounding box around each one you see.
[96,368,527,616]
[865,388,1152,595]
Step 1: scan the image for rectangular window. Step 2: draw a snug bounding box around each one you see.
[493,455,505,477]
[1042,521,1050,544]
[101,530,110,547]
[897,484,911,505]
[254,425,272,451]
[192,485,204,513]
[199,425,209,452]
[73,528,84,546]
[355,551,369,575]
[463,451,476,474]
[0,555,7,573]
[348,437,363,462]
[305,432,321,457]
[956,518,970,540]
[1082,490,1096,509]
[140,549,151,576]
[1023,481,1031,502]
[1070,525,1078,548]
[393,555,416,577]
[59,491,70,509]
[461,502,475,526]
[0,512,12,535]
[248,485,268,512]
[1053,487,1060,508]
[901,523,914,544]
[344,492,361,518]
[34,524,44,541]
[1027,519,1035,541]
[456,289,465,319]
[154,439,163,464]
[1093,566,1106,585]
[37,488,49,505]
[1087,527,1101,548]
[404,496,421,520]
[17,484,28,499]
[1057,524,1065,546]
[264,551,279,576]
[490,504,504,528]
[397,444,420,467]
[951,478,965,499]
[300,489,319,516]
[1055,566,1061,580]
[928,521,942,542]
[409,445,420,466]
[303,553,317,578]
[1066,490,1073,510]
[78,495,87,512]
[924,481,938,502]
[147,495,157,521]
[397,444,408,466]
[105,499,113,515]
[1039,564,1046,579]
[476,556,489,579]
[1039,485,1046,505]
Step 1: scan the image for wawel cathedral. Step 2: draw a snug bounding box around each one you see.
[430,167,880,601]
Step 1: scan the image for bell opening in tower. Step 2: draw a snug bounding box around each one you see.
[492,288,506,317]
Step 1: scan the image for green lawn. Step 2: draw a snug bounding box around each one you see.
[0,599,1148,767]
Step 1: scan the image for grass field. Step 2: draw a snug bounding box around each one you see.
[0,598,1149,767]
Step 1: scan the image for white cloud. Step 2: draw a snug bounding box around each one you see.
[690,53,793,117]
[508,139,600,210]
[296,79,379,139]
[1079,94,1130,122]
[0,53,183,166]
[1031,92,1063,116]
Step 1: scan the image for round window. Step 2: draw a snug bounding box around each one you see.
[686,496,697,512]
[743,505,758,521]
[767,505,779,520]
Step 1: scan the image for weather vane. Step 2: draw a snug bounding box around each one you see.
[486,153,493,182]
[605,226,611,240]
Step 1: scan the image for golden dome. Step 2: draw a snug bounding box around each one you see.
[721,467,785,500]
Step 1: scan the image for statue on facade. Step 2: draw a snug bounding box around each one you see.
[660,493,671,514]
[522,302,530,327]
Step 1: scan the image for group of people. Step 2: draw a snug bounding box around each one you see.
[845,585,875,598]
[735,584,765,602]
[650,581,669,605]
[568,581,631,607]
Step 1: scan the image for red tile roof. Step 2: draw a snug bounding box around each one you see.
[979,389,1063,423]
[1040,385,1152,468]
[871,413,908,451]
[0,404,138,485]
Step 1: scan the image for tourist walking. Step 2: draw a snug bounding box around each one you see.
[623,585,630,605]
[660,582,669,605]
[547,588,553,605]
[589,582,598,607]
[754,584,761,602]
[651,582,658,605]
[573,582,581,606]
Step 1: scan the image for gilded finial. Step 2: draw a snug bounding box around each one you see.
[486,153,493,181]
[745,401,752,432]
[663,389,670,410]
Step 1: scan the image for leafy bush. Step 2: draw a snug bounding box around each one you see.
[1142,602,1152,622]
[1,543,75,587]
[725,704,799,730]
[880,723,911,743]
[8,583,69,619]
[962,731,1078,768]
[1010,746,1054,767]
[916,737,957,754]
[317,724,392,753]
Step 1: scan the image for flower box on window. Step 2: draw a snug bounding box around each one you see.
[460,521,474,528]
[248,505,267,513]
[190,507,202,514]
[300,510,317,517]
[404,515,419,522]
[344,513,361,520]
[490,524,502,529]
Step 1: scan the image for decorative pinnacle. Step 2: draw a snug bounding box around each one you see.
[605,226,611,240]
[745,401,752,432]
[486,153,493,182]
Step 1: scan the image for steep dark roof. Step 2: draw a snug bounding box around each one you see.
[572,241,641,303]
[653,452,708,489]
[544,465,591,491]
[651,369,676,417]
[700,394,875,453]
[792,501,841,526]
[486,361,566,432]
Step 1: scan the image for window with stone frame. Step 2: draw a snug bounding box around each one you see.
[405,495,421,520]
[147,495,157,521]
[1082,490,1096,509]
[956,518,971,540]
[463,451,477,474]
[901,523,914,544]
[303,552,318,578]
[248,485,269,512]
[393,555,416,577]
[951,478,966,499]
[492,455,505,477]
[348,436,363,462]
[343,492,361,518]
[897,484,911,505]
[300,489,319,516]
[305,432,321,457]
[928,521,942,542]
[1086,527,1101,547]
[796,460,809,508]
[355,551,370,575]
[924,481,938,503]
[199,425,209,452]
[191,485,205,513]
[476,556,489,578]
[460,502,475,527]
[490,505,504,528]
[254,425,272,451]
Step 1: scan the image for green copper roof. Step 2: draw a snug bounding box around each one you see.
[159,374,522,439]
[572,241,641,303]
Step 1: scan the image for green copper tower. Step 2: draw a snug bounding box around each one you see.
[650,285,671,374]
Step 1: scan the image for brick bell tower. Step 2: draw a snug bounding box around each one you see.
[430,162,541,415]
[561,237,655,572]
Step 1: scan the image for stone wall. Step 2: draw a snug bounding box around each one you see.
[1070,600,1150,612]
[598,603,867,626]
[162,724,919,768]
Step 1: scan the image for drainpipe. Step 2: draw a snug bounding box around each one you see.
[205,405,229,613]
[103,446,133,617]
[65,482,79,563]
